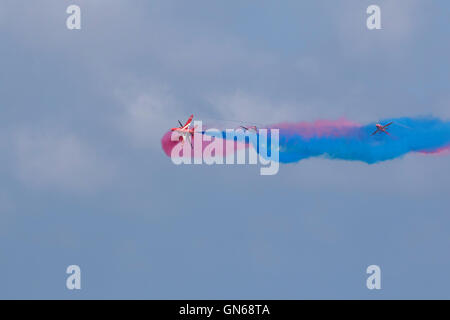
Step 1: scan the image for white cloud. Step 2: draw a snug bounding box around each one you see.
[12,130,114,191]
[114,87,184,148]
[205,90,320,125]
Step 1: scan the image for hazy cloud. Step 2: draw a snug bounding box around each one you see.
[114,87,184,149]
[12,130,114,191]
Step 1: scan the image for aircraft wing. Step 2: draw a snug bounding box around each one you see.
[239,125,257,132]
[371,130,379,136]
[184,114,194,127]
[384,122,393,128]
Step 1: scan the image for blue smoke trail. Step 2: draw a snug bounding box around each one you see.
[275,117,450,164]
[203,116,450,164]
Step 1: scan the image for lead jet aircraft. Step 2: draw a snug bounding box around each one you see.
[171,114,196,148]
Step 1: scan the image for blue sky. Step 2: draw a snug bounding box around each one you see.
[0,0,449,299]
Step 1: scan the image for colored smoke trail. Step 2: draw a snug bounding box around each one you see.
[161,117,450,164]
[272,117,450,164]
[418,145,450,155]
[160,129,248,158]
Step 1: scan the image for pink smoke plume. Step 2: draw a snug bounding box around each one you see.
[161,131,248,158]
[270,119,361,138]
[418,145,450,155]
